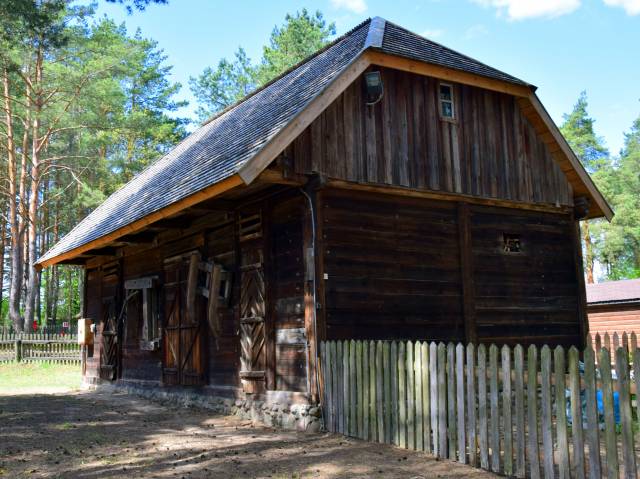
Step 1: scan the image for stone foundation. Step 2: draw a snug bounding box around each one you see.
[91,381,323,433]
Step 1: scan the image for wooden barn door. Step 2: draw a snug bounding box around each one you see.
[238,210,267,393]
[162,253,206,386]
[99,263,121,381]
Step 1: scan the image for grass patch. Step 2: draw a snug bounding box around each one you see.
[0,362,81,393]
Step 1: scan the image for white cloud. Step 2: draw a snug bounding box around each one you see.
[472,0,581,20]
[464,24,489,39]
[330,0,368,14]
[603,0,640,15]
[420,28,444,39]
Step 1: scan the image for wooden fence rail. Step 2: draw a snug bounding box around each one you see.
[0,334,80,364]
[320,338,639,479]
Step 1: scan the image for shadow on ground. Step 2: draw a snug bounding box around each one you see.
[0,390,499,478]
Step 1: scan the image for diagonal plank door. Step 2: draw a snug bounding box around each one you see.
[238,210,267,393]
[162,254,206,386]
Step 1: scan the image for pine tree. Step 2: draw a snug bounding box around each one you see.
[560,92,611,283]
[189,9,335,122]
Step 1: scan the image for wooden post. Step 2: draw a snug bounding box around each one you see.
[554,346,570,479]
[572,218,589,349]
[514,345,525,479]
[457,202,476,344]
[447,343,457,460]
[438,342,447,458]
[540,345,554,479]
[478,344,489,470]
[502,345,513,476]
[568,347,585,479]
[615,347,636,479]
[456,343,466,464]
[583,346,601,479]
[599,347,618,479]
[466,343,477,467]
[527,345,541,479]
[15,339,21,362]
[489,344,500,474]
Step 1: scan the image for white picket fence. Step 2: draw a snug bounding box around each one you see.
[320,338,639,478]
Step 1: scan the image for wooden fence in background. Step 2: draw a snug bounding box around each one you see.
[320,336,639,479]
[0,332,80,364]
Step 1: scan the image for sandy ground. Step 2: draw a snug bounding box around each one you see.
[0,388,501,479]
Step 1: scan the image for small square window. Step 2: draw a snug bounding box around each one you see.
[503,233,522,253]
[439,83,455,119]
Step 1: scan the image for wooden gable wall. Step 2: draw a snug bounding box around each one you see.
[287,66,573,208]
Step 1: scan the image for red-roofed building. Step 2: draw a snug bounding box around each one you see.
[587,279,640,337]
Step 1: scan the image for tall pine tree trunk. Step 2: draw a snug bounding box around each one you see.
[4,69,23,331]
[24,46,44,327]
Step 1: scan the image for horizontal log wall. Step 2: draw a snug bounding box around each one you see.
[288,66,572,207]
[470,206,581,347]
[320,189,581,347]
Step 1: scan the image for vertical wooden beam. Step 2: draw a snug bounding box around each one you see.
[263,201,276,392]
[457,202,476,343]
[303,189,322,402]
[314,189,327,341]
[572,215,589,349]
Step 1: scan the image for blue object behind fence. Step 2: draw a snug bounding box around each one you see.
[567,389,621,426]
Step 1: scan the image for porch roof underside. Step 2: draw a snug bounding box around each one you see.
[37,17,612,269]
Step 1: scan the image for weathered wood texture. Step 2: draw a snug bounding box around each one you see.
[322,339,639,479]
[288,67,572,207]
[270,196,308,392]
[321,189,581,347]
[470,205,581,347]
[83,191,311,394]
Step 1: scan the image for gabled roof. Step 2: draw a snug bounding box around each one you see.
[37,17,612,269]
[586,279,640,305]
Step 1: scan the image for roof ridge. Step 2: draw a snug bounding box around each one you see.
[364,16,385,48]
[201,17,372,127]
[378,18,533,89]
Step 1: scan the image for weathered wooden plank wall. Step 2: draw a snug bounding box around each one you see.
[289,67,573,207]
[320,189,581,347]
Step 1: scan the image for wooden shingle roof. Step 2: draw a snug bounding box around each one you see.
[38,17,611,268]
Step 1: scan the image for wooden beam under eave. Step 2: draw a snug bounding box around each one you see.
[365,50,533,98]
[36,174,244,270]
[256,168,305,186]
[326,178,574,215]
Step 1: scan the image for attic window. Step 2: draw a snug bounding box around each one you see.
[503,233,522,254]
[439,83,455,119]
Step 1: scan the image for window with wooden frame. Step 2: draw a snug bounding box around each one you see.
[439,83,455,119]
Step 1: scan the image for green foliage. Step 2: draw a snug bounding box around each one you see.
[189,48,257,123]
[560,91,610,173]
[562,92,640,281]
[591,114,640,279]
[189,9,335,121]
[255,9,336,85]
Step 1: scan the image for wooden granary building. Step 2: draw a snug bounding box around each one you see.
[38,18,611,416]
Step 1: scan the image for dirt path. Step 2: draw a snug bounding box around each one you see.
[0,389,500,478]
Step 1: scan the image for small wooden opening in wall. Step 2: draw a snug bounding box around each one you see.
[502,233,522,254]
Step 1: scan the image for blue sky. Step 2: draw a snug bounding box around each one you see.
[97,0,639,155]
